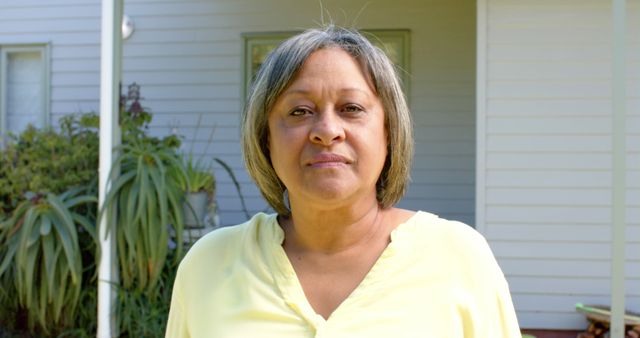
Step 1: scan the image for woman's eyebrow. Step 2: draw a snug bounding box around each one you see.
[280,88,311,97]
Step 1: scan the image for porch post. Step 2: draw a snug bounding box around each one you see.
[98,0,123,337]
[610,0,626,337]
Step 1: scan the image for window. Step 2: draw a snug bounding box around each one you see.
[242,30,411,101]
[0,44,50,146]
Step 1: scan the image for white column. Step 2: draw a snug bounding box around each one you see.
[610,0,626,337]
[475,0,488,235]
[97,0,122,337]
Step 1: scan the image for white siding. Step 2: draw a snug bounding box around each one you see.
[0,0,477,226]
[479,0,640,330]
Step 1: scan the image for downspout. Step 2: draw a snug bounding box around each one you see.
[98,0,122,337]
[610,0,626,337]
[475,0,488,235]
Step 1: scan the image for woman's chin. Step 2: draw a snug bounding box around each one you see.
[294,182,374,208]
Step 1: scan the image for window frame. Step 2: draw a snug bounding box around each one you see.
[241,29,411,105]
[0,43,51,146]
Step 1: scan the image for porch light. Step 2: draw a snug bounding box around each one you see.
[122,14,134,39]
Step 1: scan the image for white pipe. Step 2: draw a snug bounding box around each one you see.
[475,0,488,236]
[97,0,122,337]
[610,0,626,337]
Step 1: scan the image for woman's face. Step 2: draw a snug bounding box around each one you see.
[267,47,388,209]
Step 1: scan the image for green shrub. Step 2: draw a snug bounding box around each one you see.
[0,113,99,217]
[0,188,97,335]
[0,113,99,336]
[115,254,179,337]
[0,85,187,336]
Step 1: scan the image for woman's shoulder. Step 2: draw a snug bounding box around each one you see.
[177,212,276,271]
[405,211,484,241]
[401,210,495,261]
[395,210,506,286]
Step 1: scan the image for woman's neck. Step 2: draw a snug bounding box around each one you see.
[280,197,389,254]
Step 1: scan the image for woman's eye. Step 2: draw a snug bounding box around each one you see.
[343,104,364,113]
[290,108,310,116]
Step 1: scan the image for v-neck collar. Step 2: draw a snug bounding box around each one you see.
[259,212,423,328]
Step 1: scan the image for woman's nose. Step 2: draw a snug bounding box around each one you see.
[309,110,345,145]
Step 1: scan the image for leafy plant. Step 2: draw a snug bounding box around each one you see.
[0,114,99,217]
[0,112,99,335]
[181,155,215,194]
[101,135,187,293]
[115,253,179,337]
[0,187,97,335]
[0,268,21,337]
[0,85,192,336]
[101,85,187,293]
[57,286,98,338]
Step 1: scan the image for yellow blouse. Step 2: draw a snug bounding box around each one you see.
[165,212,521,338]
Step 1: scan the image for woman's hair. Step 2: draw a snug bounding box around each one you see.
[242,26,413,215]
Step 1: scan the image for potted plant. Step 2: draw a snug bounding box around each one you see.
[180,155,216,228]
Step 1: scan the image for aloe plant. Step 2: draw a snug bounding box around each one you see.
[101,135,187,293]
[0,187,97,334]
[181,154,215,194]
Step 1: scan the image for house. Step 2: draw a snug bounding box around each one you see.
[0,0,637,333]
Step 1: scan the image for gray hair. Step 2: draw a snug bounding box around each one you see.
[242,26,413,215]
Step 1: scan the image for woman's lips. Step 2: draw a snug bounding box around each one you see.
[307,153,350,167]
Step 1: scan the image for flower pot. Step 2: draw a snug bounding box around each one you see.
[183,191,210,227]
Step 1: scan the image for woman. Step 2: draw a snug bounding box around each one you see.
[166,26,521,338]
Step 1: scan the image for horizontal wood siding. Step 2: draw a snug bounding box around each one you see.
[0,0,477,226]
[482,0,640,329]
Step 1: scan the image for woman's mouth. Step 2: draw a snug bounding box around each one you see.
[307,153,350,167]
